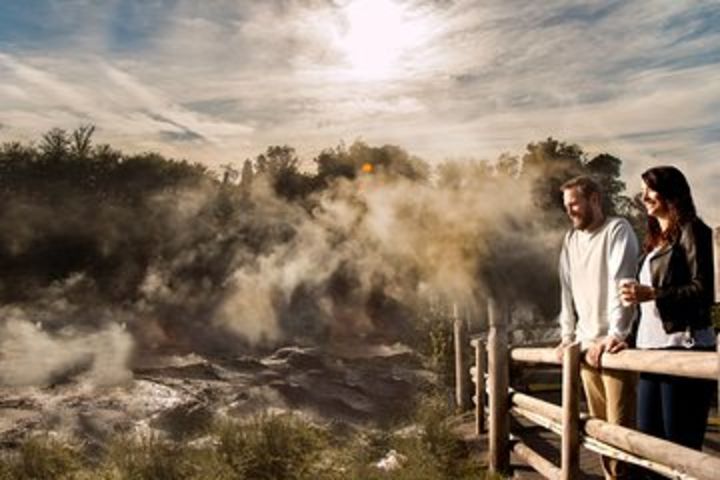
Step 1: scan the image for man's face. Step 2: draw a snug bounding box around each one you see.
[563,187,596,230]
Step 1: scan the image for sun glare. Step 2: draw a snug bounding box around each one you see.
[339,0,426,79]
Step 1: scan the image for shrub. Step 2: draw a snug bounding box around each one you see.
[0,401,489,480]
[329,394,484,480]
[215,413,328,480]
[105,434,234,480]
[416,303,456,388]
[0,436,83,480]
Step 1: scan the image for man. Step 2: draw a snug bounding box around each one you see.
[556,176,639,480]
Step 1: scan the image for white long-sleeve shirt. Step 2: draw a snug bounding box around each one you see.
[558,217,639,345]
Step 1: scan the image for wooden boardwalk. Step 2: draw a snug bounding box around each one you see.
[455,399,720,479]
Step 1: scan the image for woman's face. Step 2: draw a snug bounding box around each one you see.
[641,180,668,218]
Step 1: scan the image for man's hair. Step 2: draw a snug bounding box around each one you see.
[560,175,602,199]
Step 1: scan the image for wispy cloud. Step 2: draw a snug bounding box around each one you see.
[0,0,718,221]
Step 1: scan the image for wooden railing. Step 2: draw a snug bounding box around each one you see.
[456,299,720,480]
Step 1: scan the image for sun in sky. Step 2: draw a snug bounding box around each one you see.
[337,0,429,79]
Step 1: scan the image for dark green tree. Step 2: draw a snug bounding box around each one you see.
[520,138,639,228]
[585,153,624,215]
[495,153,520,179]
[347,141,429,182]
[69,125,95,159]
[521,137,585,218]
[39,128,70,161]
[255,145,314,201]
[315,145,356,184]
[255,145,298,178]
[220,163,239,184]
[240,159,254,191]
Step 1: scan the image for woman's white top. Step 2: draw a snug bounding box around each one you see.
[635,247,715,349]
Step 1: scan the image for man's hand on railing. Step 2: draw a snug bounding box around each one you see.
[554,339,572,363]
[585,336,628,368]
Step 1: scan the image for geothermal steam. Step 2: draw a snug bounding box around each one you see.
[0,162,562,386]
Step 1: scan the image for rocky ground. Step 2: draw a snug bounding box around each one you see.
[0,342,437,450]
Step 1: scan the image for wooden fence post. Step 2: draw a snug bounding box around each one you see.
[488,297,509,474]
[717,333,720,413]
[714,228,719,412]
[561,341,581,480]
[713,226,719,303]
[714,228,719,410]
[453,304,469,411]
[474,339,486,435]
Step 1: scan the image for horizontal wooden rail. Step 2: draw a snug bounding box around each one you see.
[512,391,561,423]
[511,347,717,380]
[581,435,686,479]
[585,418,720,479]
[510,347,560,365]
[511,405,562,436]
[597,349,716,380]
[511,403,700,479]
[510,390,720,479]
[512,440,561,480]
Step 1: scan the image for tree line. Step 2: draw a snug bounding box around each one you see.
[0,126,642,349]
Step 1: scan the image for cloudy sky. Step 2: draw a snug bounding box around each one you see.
[0,0,718,223]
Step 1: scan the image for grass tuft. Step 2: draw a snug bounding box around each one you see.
[0,435,83,480]
[0,396,492,480]
[215,413,328,480]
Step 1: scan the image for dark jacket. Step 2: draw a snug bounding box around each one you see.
[638,218,714,334]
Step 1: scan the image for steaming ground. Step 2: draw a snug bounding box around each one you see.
[0,161,564,445]
[0,343,435,448]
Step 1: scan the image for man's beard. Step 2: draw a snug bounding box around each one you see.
[573,211,595,230]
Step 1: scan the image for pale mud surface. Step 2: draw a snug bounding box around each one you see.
[0,343,436,448]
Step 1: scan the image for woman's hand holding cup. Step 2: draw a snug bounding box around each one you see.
[618,278,638,306]
[618,278,655,305]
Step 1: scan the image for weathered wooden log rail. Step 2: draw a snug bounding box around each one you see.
[457,299,720,480]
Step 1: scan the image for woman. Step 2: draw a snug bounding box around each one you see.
[620,166,715,457]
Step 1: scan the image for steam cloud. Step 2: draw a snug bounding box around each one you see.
[0,311,133,387]
[0,156,564,386]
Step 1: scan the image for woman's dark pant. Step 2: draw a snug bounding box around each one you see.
[637,371,714,449]
[636,372,714,479]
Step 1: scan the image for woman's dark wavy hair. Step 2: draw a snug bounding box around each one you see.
[641,165,696,252]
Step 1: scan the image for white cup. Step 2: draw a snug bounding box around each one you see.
[617,278,638,307]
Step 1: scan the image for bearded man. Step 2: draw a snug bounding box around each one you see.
[556,175,639,480]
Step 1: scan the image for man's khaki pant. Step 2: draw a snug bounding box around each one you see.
[580,365,637,480]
